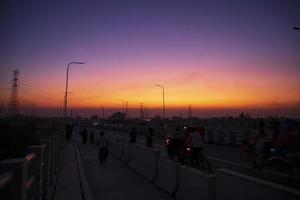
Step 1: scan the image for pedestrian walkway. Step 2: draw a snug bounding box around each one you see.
[53,142,83,200]
[78,143,173,200]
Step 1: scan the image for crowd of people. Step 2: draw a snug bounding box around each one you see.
[65,119,299,174]
[66,124,155,165]
[240,119,300,172]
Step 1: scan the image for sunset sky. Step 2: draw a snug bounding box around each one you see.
[0,0,299,117]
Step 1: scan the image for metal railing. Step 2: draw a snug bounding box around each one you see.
[0,130,65,200]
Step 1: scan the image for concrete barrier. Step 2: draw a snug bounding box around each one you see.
[108,137,120,156]
[207,129,215,144]
[128,144,160,182]
[120,143,130,163]
[116,142,123,159]
[176,166,216,200]
[228,130,237,146]
[216,168,300,200]
[155,158,179,196]
[216,130,225,145]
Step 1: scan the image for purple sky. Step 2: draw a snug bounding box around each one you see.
[0,0,299,117]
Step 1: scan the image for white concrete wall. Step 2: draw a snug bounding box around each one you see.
[120,143,130,163]
[155,158,179,195]
[128,144,160,182]
[176,166,216,200]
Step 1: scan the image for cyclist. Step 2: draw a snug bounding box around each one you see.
[253,123,267,170]
[97,131,109,164]
[186,127,205,168]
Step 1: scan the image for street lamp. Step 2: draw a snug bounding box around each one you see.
[155,84,165,119]
[64,61,85,118]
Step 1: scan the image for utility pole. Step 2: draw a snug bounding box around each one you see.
[60,103,63,118]
[144,107,149,119]
[140,103,144,120]
[119,99,125,113]
[8,70,20,116]
[102,107,105,119]
[188,104,192,118]
[125,101,128,118]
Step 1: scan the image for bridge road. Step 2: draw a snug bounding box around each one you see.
[75,127,173,200]
[93,129,297,188]
[53,139,83,200]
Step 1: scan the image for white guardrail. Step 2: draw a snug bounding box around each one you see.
[0,130,65,200]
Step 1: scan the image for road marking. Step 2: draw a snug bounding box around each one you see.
[208,156,243,167]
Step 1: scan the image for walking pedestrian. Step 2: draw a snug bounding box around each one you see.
[254,120,267,169]
[130,127,137,143]
[81,128,88,144]
[90,131,94,143]
[69,124,74,140]
[98,131,109,164]
[146,127,154,148]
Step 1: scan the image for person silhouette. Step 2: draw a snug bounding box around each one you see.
[130,127,137,143]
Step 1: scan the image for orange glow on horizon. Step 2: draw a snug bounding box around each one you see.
[14,77,298,111]
[1,63,299,115]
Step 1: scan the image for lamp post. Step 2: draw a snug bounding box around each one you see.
[64,61,85,118]
[155,84,165,119]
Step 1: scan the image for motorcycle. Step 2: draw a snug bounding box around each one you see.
[178,146,212,173]
[264,144,296,176]
[165,137,212,173]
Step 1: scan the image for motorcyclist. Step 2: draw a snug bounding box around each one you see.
[166,127,184,160]
[186,127,205,168]
[253,122,267,170]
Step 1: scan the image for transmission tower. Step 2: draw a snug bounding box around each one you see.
[8,70,20,115]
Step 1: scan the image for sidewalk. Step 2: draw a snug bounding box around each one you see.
[78,143,173,200]
[53,142,83,200]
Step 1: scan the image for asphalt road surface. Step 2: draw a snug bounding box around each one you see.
[86,127,300,189]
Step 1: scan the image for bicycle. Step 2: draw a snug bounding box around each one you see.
[177,146,212,174]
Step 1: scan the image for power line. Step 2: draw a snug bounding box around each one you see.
[21,82,63,94]
[22,79,62,91]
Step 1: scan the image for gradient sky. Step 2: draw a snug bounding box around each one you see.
[0,0,300,117]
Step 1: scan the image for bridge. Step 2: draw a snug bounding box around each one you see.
[1,126,300,200]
